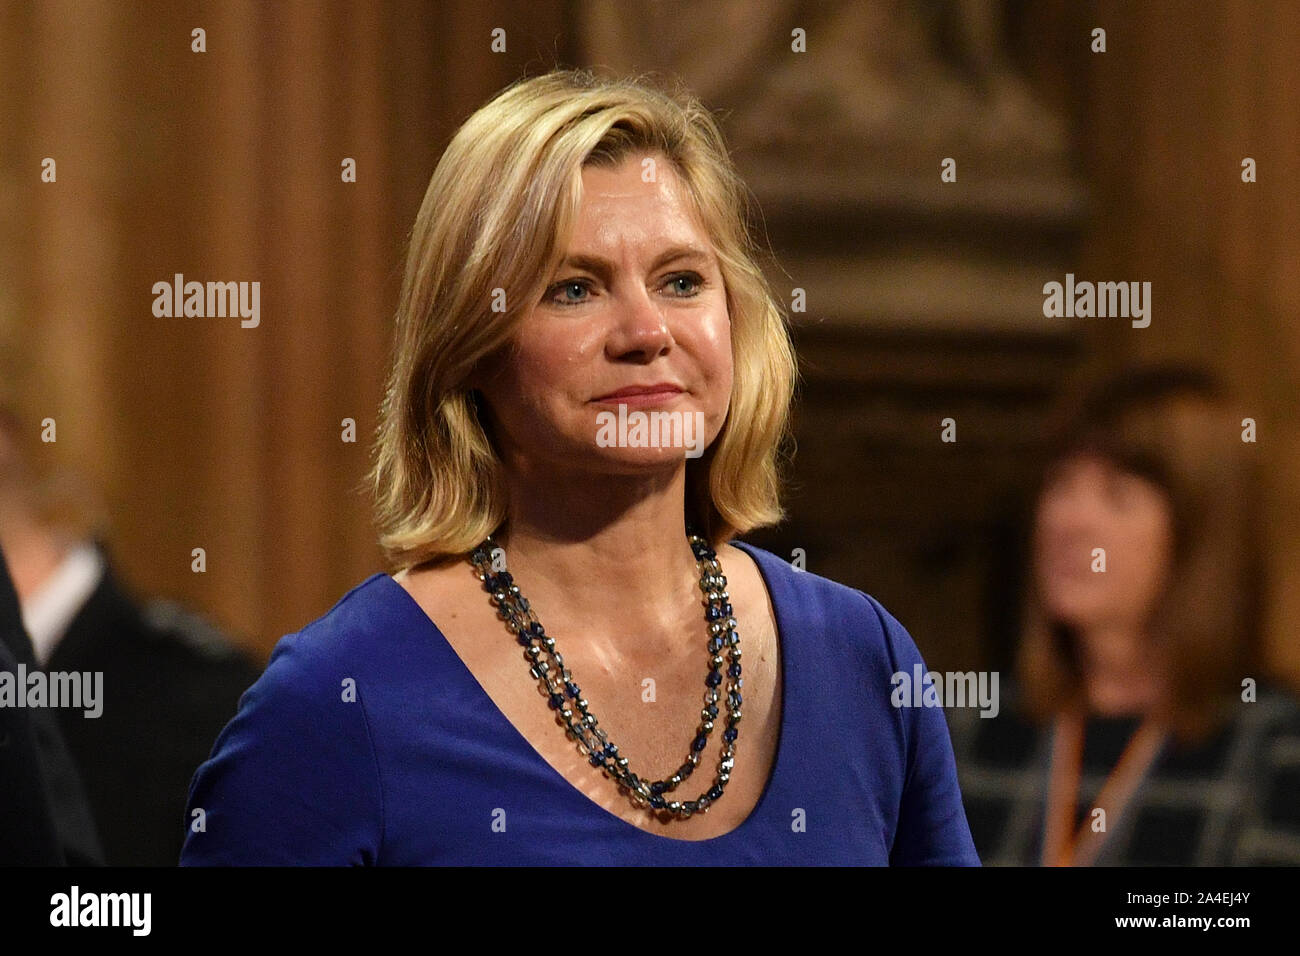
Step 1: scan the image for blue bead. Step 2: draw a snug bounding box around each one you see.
[723,727,738,742]
[705,704,718,719]
[565,681,580,698]
[590,754,604,767]
[650,781,666,796]
[729,692,742,708]
[728,662,741,678]
[706,670,722,687]
[708,785,723,800]
[650,796,666,809]
[548,693,564,709]
[692,734,707,751]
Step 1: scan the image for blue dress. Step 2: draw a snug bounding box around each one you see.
[179,540,980,865]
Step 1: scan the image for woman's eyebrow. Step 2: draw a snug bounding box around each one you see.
[557,244,712,277]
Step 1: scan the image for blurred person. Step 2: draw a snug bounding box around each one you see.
[0,544,103,865]
[948,362,1300,865]
[0,405,261,866]
[181,68,980,865]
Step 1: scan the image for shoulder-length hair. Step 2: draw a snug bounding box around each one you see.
[366,68,798,571]
[1015,362,1266,745]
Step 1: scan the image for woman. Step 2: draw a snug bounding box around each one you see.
[180,68,979,865]
[950,363,1300,865]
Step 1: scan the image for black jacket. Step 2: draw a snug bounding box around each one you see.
[44,550,262,866]
[0,546,103,865]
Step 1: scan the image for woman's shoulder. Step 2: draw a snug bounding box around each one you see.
[727,539,925,675]
[181,574,399,865]
[257,572,430,687]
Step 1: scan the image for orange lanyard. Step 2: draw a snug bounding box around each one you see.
[1041,708,1168,866]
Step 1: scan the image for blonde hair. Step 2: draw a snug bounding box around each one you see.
[367,68,798,571]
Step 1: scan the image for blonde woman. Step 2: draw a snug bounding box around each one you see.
[181,69,979,866]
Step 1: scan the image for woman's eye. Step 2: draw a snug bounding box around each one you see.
[1104,472,1141,508]
[545,272,704,307]
[666,273,703,295]
[547,280,591,306]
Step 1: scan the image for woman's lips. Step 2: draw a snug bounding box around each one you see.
[590,388,685,407]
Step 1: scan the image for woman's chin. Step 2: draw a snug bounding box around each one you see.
[584,446,698,473]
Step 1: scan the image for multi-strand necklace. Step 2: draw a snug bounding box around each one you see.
[467,526,743,819]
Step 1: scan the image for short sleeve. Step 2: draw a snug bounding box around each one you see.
[179,630,384,865]
[859,591,981,866]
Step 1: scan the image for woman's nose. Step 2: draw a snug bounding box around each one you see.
[608,287,674,359]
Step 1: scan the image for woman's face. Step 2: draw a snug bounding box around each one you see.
[475,153,733,476]
[1033,452,1175,629]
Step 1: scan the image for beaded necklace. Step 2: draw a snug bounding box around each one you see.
[467,526,743,819]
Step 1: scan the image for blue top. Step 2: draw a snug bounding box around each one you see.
[180,541,980,865]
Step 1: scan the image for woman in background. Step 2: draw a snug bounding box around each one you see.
[951,362,1300,865]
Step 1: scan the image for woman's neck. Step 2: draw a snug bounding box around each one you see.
[1076,625,1162,717]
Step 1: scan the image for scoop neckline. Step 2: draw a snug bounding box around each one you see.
[378,538,791,846]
